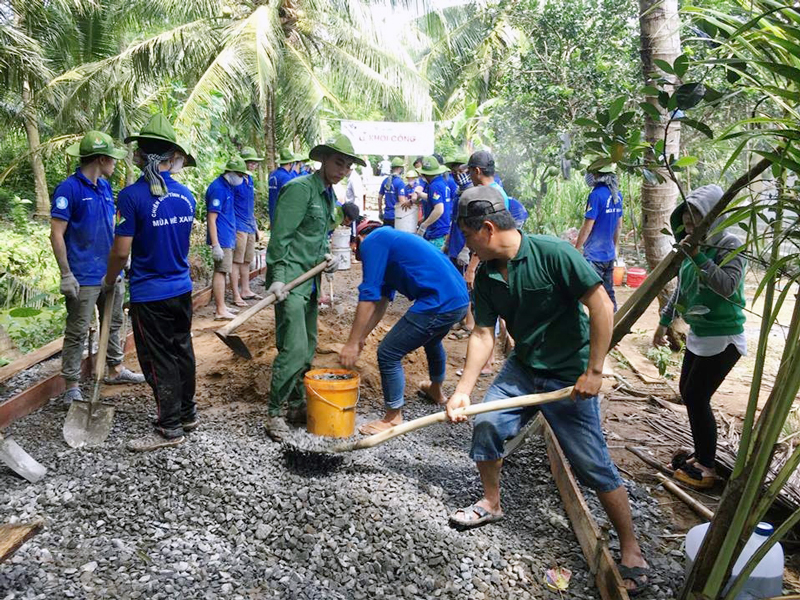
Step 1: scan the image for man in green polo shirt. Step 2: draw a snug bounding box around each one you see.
[264,133,365,441]
[444,186,650,594]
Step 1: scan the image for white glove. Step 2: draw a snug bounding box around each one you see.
[456,246,471,267]
[266,281,289,302]
[60,272,80,299]
[324,253,340,273]
[211,244,225,262]
[99,275,120,294]
[416,224,428,238]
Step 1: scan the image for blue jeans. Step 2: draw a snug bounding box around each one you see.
[378,306,468,409]
[590,259,617,311]
[471,356,623,493]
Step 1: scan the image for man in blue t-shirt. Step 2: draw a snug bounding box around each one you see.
[377,157,407,228]
[575,164,623,310]
[339,223,469,434]
[50,131,145,404]
[231,146,264,306]
[207,157,248,320]
[416,156,452,248]
[103,114,198,452]
[267,149,297,225]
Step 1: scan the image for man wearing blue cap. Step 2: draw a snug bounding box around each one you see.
[51,131,146,405]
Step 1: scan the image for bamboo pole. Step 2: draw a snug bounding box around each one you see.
[655,473,715,520]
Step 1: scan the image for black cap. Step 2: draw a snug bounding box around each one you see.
[457,185,508,219]
[467,150,495,170]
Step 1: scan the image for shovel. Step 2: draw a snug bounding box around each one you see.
[216,259,334,359]
[283,386,574,472]
[0,431,46,483]
[63,288,116,448]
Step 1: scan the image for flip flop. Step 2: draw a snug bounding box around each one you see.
[233,300,249,308]
[214,313,236,321]
[358,420,397,435]
[449,504,504,530]
[674,465,716,489]
[617,565,652,597]
[242,294,262,300]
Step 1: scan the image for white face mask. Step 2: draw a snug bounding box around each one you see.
[170,155,185,174]
[224,172,244,187]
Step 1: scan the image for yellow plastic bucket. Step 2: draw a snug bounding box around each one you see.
[304,368,359,438]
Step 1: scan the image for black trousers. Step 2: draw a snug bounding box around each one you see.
[589,259,617,311]
[130,292,196,438]
[679,343,741,468]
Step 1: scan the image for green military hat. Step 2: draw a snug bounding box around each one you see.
[294,151,309,163]
[390,157,405,168]
[444,153,469,167]
[418,155,449,176]
[66,131,128,160]
[406,169,418,178]
[225,156,251,175]
[240,146,264,162]
[309,133,366,167]
[124,114,196,166]
[277,148,296,165]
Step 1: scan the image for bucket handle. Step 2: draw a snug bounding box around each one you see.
[308,384,359,412]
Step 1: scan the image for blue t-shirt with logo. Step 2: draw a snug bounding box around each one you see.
[233,175,256,234]
[446,175,458,210]
[583,184,623,262]
[358,228,469,314]
[115,173,196,303]
[379,175,406,220]
[268,167,295,224]
[423,175,452,240]
[51,169,116,286]
[205,175,237,248]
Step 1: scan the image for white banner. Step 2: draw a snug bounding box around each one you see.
[340,120,434,156]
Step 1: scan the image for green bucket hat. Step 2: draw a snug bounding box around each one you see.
[309,133,366,167]
[124,114,193,161]
[225,156,251,176]
[390,157,405,168]
[66,131,127,160]
[444,153,469,167]
[418,155,449,176]
[240,146,264,162]
[277,148,296,165]
[294,151,309,163]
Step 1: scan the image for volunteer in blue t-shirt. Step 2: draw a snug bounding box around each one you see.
[417,156,452,248]
[339,223,469,434]
[231,147,264,306]
[207,157,249,320]
[103,114,198,453]
[377,157,407,228]
[50,131,146,404]
[267,148,297,225]
[444,154,473,272]
[575,164,623,310]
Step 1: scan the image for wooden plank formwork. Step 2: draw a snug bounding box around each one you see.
[0,520,43,563]
[538,414,630,600]
[0,265,267,430]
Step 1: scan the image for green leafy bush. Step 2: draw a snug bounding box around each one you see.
[0,304,66,353]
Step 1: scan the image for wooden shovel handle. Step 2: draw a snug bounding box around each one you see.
[334,387,574,452]
[216,259,333,337]
[94,287,116,387]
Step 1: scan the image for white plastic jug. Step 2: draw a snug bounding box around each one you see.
[685,522,783,599]
[331,227,351,271]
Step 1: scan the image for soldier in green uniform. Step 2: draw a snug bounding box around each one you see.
[264,133,365,440]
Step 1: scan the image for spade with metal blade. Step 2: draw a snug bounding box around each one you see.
[216,259,334,359]
[63,288,117,448]
[0,431,46,483]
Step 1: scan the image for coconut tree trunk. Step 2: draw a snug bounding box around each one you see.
[21,81,49,217]
[264,89,276,172]
[639,0,681,306]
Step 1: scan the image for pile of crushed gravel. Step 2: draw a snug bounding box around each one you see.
[1,390,683,599]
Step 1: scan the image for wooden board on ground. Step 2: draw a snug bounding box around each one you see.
[539,414,630,600]
[616,339,662,384]
[0,520,43,563]
[0,337,64,385]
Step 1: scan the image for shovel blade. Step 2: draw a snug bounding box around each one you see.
[214,331,253,360]
[0,436,46,483]
[63,400,116,449]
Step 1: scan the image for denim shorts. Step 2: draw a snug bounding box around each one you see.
[470,356,623,493]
